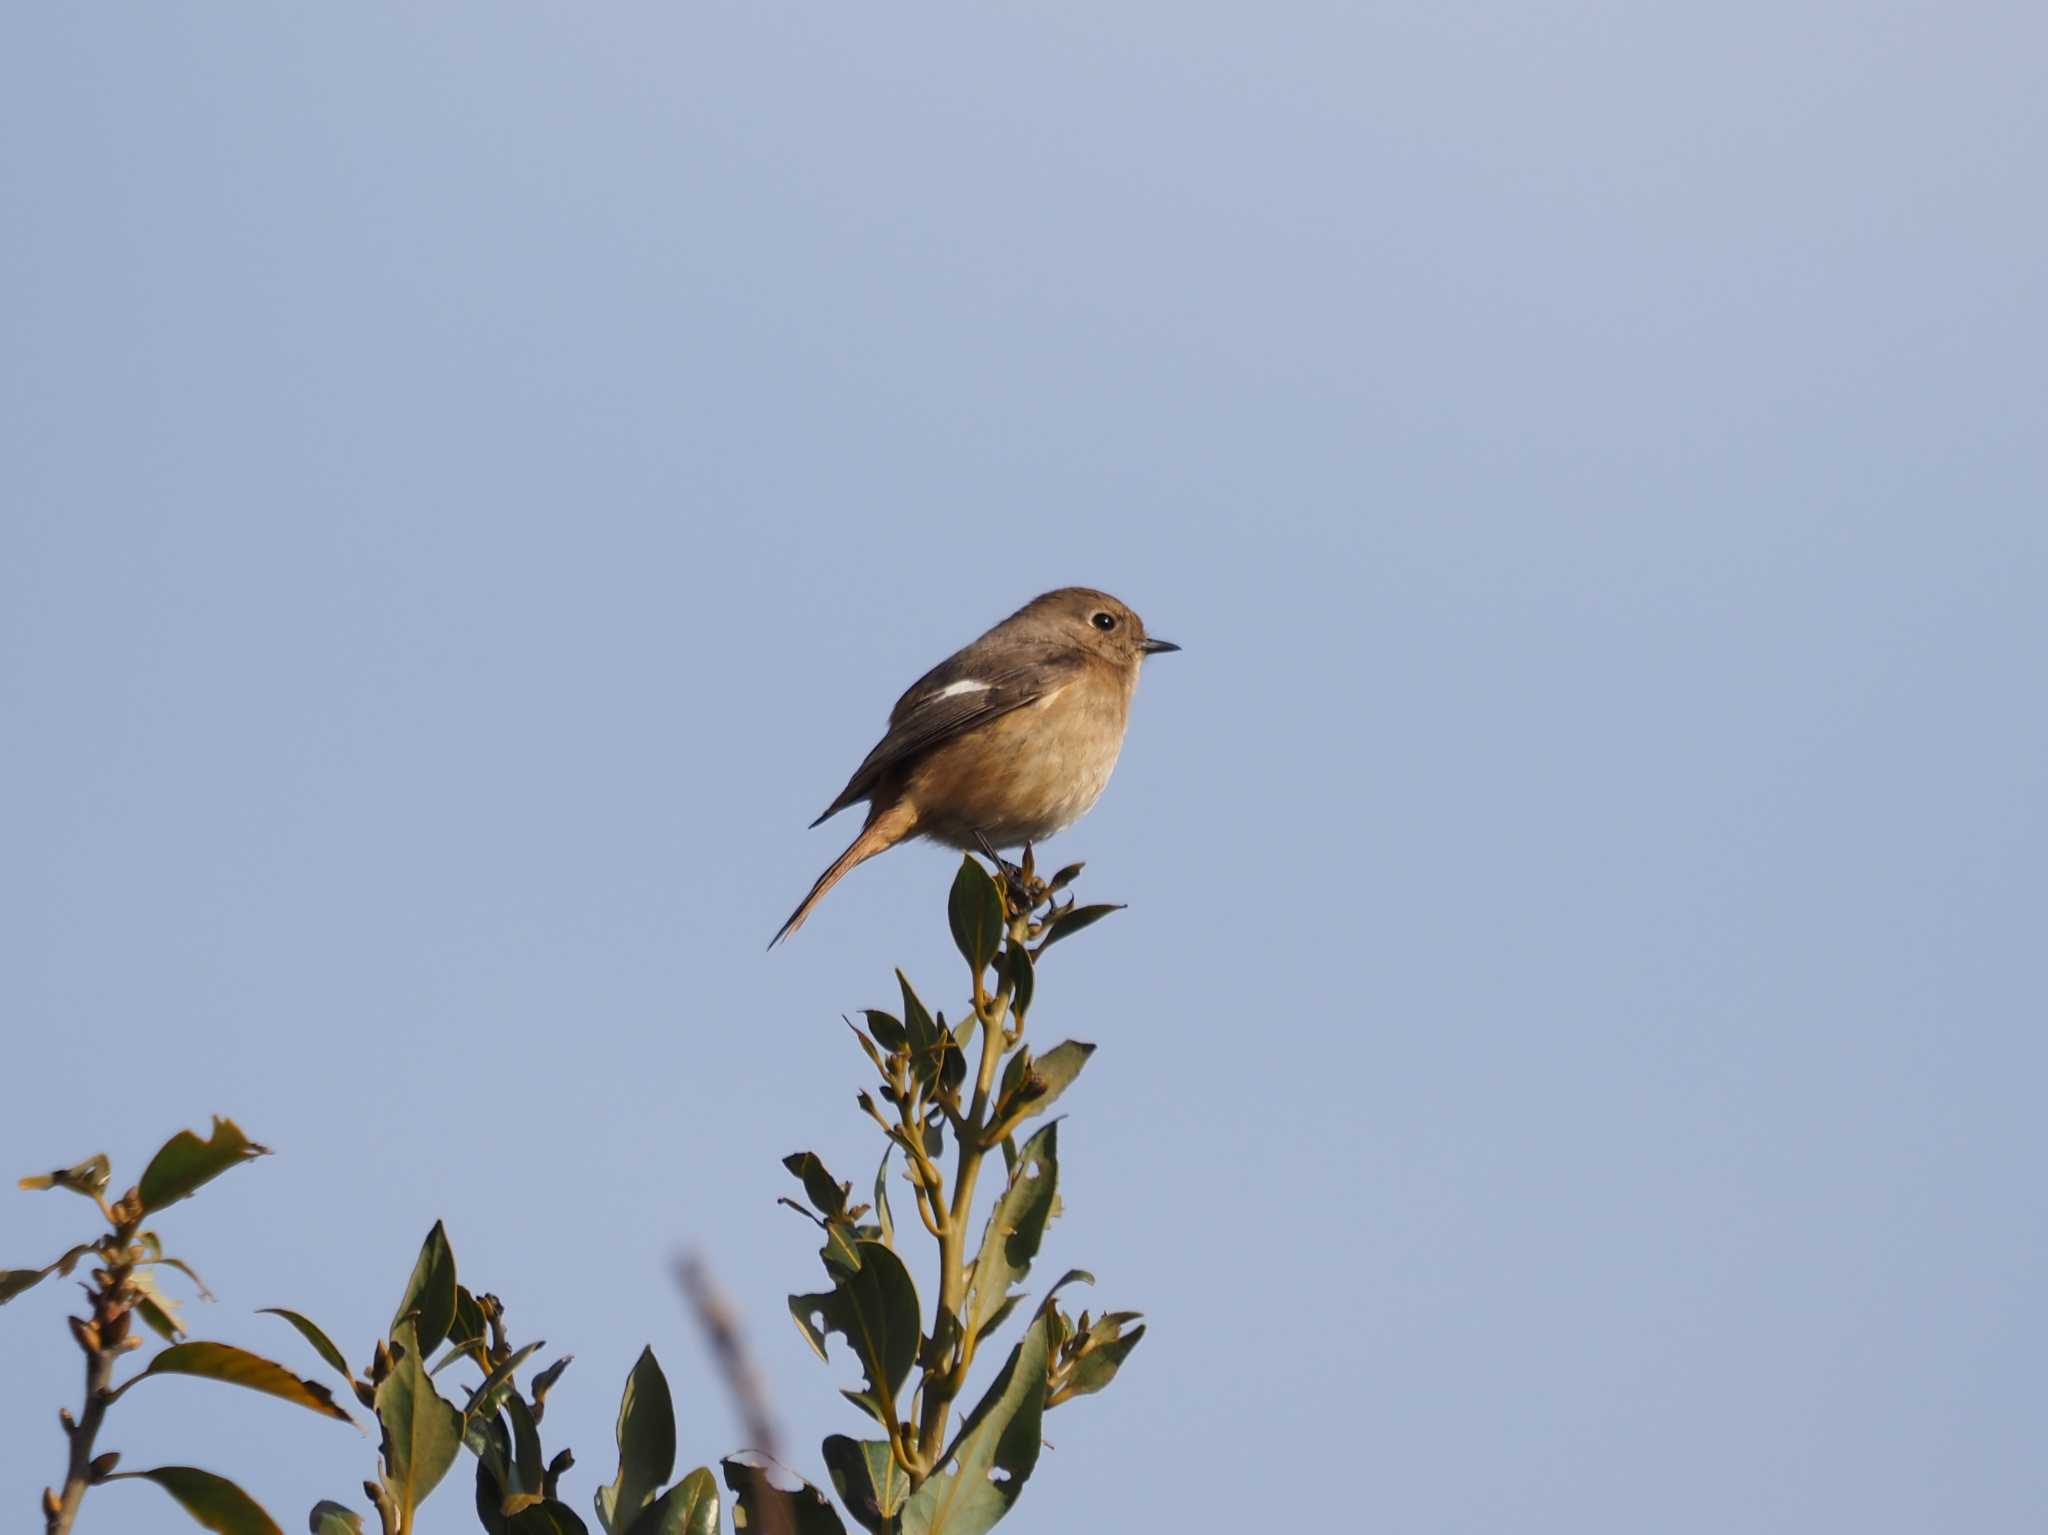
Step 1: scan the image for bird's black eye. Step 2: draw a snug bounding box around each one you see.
[1092,612,1118,631]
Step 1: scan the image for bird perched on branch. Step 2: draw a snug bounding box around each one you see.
[770,587,1178,946]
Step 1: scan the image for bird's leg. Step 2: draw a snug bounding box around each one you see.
[972,830,1034,909]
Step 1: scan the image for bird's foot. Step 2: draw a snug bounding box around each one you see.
[972,832,1042,911]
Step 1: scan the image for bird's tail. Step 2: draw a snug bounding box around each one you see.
[768,799,918,948]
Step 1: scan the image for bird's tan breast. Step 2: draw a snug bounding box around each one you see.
[905,669,1134,848]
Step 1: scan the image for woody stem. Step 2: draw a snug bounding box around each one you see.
[47,1208,140,1535]
[912,911,1028,1473]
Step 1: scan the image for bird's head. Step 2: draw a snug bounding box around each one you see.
[1026,587,1180,670]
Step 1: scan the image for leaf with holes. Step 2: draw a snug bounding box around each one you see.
[900,1315,1048,1535]
[788,1240,920,1426]
[963,1124,1058,1347]
[720,1456,847,1535]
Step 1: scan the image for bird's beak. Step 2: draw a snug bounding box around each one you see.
[1140,637,1181,655]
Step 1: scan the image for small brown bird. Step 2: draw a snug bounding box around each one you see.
[770,587,1178,945]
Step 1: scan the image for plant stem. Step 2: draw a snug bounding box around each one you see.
[47,1206,141,1535]
[911,919,1027,1472]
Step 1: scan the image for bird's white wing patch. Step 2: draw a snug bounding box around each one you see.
[932,679,993,700]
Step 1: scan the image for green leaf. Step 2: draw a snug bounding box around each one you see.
[1002,943,1034,1026]
[625,1467,720,1535]
[449,1285,488,1366]
[1058,1316,1146,1402]
[787,1240,920,1425]
[0,1243,95,1305]
[509,1502,592,1535]
[595,1346,677,1535]
[963,1125,1058,1347]
[846,1017,888,1077]
[897,971,938,1054]
[18,1152,111,1199]
[377,1320,464,1522]
[133,1341,357,1424]
[1039,903,1123,951]
[0,1269,48,1303]
[1046,861,1084,893]
[531,1355,573,1411]
[820,1221,863,1275]
[131,1268,189,1340]
[861,1009,907,1053]
[948,856,1006,974]
[783,1152,850,1220]
[309,1501,366,1535]
[474,1414,516,1533]
[506,1393,545,1499]
[900,1316,1048,1535]
[972,1293,1023,1349]
[137,1120,269,1213]
[259,1308,355,1383]
[109,1466,284,1535]
[872,1148,895,1248]
[1001,1041,1094,1127]
[821,1435,911,1534]
[720,1456,847,1535]
[391,1220,458,1355]
[434,1343,482,1375]
[461,1341,545,1447]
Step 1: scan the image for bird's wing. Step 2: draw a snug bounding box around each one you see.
[810,646,1084,826]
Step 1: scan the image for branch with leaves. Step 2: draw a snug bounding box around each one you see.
[6,858,1147,1535]
[777,852,1145,1535]
[5,1117,356,1535]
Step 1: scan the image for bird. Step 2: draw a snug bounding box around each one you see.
[770,587,1178,946]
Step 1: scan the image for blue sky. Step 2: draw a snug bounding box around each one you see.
[4,3,2045,1531]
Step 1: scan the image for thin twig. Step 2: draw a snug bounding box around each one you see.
[674,1255,791,1535]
